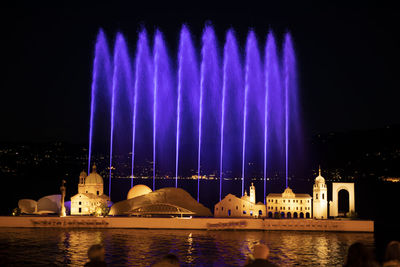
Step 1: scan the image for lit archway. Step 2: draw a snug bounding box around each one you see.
[329,183,355,217]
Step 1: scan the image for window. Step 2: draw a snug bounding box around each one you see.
[229,198,231,201]
[221,207,224,211]
[283,200,285,203]
[243,210,247,214]
[79,201,81,205]
[316,194,318,200]
[228,210,231,216]
[322,193,324,200]
[216,208,218,211]
[236,206,238,210]
[300,200,303,203]
[79,208,81,213]
[250,211,253,216]
[301,207,303,211]
[288,200,290,203]
[97,191,99,195]
[275,200,277,203]
[259,210,262,216]
[288,207,290,210]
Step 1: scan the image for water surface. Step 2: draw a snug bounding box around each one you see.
[0,228,374,266]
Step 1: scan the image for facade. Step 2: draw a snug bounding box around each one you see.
[313,167,328,219]
[214,183,266,218]
[266,188,312,218]
[70,165,110,215]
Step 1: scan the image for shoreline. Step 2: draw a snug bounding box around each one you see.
[0,216,374,232]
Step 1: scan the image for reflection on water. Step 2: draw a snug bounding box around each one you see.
[0,228,374,266]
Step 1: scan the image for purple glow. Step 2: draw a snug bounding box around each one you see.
[220,30,243,200]
[109,33,134,200]
[88,29,112,173]
[264,32,280,203]
[284,32,297,189]
[242,31,264,197]
[132,30,153,188]
[87,26,300,203]
[198,25,220,202]
[176,25,199,188]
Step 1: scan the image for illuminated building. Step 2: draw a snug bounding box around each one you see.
[266,188,312,218]
[313,166,328,219]
[214,183,266,218]
[70,164,110,215]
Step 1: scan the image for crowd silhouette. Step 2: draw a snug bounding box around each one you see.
[84,240,400,266]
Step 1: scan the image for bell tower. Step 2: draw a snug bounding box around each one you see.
[78,170,87,194]
[313,166,328,219]
[249,183,256,204]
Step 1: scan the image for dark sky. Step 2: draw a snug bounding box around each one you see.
[1,2,399,144]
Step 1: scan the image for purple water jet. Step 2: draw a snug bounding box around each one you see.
[88,29,112,173]
[109,33,134,199]
[132,30,153,187]
[264,31,281,202]
[220,30,244,200]
[198,25,221,202]
[176,25,199,188]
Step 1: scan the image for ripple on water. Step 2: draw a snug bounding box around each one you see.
[0,228,374,266]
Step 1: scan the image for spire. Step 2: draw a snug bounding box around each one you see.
[319,165,321,176]
[92,163,97,173]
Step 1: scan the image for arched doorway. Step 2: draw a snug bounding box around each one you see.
[268,212,273,218]
[280,212,285,218]
[299,212,304,218]
[287,212,291,218]
[306,212,310,218]
[259,210,263,216]
[338,189,350,216]
[293,212,298,218]
[330,183,355,217]
[274,212,279,218]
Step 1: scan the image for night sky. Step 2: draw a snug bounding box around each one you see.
[1,2,399,144]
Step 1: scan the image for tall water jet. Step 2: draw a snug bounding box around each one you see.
[88,29,112,173]
[264,32,281,202]
[242,31,264,198]
[176,25,200,187]
[283,32,297,189]
[198,25,221,202]
[132,30,154,187]
[153,31,176,183]
[283,32,303,188]
[220,30,244,200]
[109,33,134,199]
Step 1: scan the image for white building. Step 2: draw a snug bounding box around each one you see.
[214,183,266,218]
[70,165,110,215]
[313,167,328,219]
[266,187,312,218]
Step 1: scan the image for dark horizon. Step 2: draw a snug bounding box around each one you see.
[1,2,400,144]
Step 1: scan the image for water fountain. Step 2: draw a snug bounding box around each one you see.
[87,25,300,203]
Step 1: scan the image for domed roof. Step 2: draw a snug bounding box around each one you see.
[127,184,152,199]
[315,166,325,183]
[85,164,103,185]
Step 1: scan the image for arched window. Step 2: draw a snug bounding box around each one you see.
[259,210,262,215]
[322,193,324,200]
[316,194,318,200]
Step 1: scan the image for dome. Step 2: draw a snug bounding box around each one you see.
[85,172,103,185]
[315,166,325,183]
[127,184,152,199]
